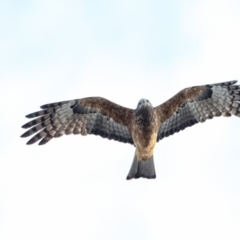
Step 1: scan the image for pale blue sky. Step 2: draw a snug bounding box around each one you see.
[1,1,240,240]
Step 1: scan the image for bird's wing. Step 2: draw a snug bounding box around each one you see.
[155,80,240,141]
[21,97,134,145]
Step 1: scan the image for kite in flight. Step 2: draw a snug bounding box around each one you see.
[21,80,240,180]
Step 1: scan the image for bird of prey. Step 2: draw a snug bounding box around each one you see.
[21,80,240,180]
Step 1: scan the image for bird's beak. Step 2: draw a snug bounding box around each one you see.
[142,103,147,109]
[142,101,151,108]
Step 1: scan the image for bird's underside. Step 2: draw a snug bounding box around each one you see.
[21,80,240,180]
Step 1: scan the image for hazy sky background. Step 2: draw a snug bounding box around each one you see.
[1,0,240,239]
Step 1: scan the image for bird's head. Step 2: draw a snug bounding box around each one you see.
[135,99,154,126]
[136,98,153,110]
[135,98,153,116]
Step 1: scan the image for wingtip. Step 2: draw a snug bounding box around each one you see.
[25,113,33,118]
[40,104,47,109]
[21,123,29,129]
[38,140,47,146]
[26,138,37,145]
[20,132,28,138]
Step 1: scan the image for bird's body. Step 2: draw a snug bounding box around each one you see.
[21,80,240,180]
[131,99,159,160]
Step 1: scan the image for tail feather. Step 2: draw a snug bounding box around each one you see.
[126,153,156,180]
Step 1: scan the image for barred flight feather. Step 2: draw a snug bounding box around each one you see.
[21,99,134,145]
[157,80,240,141]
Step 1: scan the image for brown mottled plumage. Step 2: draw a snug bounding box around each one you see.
[21,80,240,180]
[79,97,133,126]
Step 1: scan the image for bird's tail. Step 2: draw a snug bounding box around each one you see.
[126,152,156,180]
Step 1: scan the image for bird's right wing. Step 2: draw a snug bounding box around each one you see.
[21,97,134,145]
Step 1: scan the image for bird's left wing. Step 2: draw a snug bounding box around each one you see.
[155,80,240,141]
[21,97,134,145]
